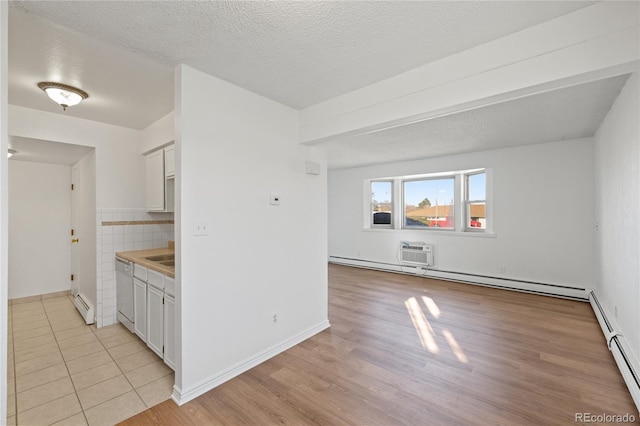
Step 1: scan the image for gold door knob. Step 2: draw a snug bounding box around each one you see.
[71,238,79,243]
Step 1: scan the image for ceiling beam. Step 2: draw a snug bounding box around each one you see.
[299,1,640,145]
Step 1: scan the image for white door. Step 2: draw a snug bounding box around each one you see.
[70,166,79,296]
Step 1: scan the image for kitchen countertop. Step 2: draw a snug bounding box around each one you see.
[116,247,175,278]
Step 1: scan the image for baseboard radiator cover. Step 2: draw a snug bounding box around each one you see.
[172,319,331,406]
[589,291,640,411]
[73,293,95,325]
[329,256,588,301]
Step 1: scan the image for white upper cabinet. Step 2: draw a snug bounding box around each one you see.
[145,144,175,212]
[164,145,175,178]
[145,149,165,212]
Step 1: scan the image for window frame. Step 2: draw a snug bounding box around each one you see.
[370,180,394,229]
[464,170,486,233]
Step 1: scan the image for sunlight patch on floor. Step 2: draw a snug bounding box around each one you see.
[421,296,440,318]
[405,297,439,354]
[442,329,469,363]
[405,296,470,363]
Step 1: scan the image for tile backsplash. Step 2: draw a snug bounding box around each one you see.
[97,208,174,327]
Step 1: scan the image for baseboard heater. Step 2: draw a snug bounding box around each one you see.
[329,256,588,300]
[589,291,640,411]
[73,293,95,325]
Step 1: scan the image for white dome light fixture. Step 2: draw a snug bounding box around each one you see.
[37,82,89,111]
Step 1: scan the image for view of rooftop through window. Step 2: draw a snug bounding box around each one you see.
[370,171,486,230]
[405,177,455,228]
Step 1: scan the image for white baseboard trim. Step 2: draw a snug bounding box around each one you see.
[172,319,331,406]
[329,256,589,301]
[589,291,640,412]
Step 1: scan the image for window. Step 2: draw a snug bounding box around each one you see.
[465,171,486,231]
[365,169,489,233]
[371,181,393,226]
[404,177,455,229]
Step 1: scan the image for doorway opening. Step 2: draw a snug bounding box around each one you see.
[7,136,95,304]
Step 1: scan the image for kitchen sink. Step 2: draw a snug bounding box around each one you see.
[145,254,175,262]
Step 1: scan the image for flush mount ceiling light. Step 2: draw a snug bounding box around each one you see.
[37,82,89,111]
[8,149,17,158]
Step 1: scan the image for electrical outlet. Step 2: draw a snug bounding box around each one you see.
[499,266,506,274]
[193,223,208,236]
[272,312,278,325]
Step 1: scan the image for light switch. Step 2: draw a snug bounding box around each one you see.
[193,223,208,236]
[270,195,281,206]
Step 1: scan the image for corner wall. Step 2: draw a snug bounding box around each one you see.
[1,2,9,420]
[8,105,144,209]
[175,64,328,403]
[8,105,148,326]
[594,71,640,373]
[74,151,97,315]
[328,138,595,293]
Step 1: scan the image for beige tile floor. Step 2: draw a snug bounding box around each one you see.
[6,295,174,425]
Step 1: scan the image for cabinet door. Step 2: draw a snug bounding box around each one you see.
[164,276,175,297]
[145,149,165,211]
[133,278,147,342]
[147,284,164,358]
[164,145,175,178]
[164,294,176,370]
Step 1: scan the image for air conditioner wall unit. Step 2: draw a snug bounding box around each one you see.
[400,241,434,267]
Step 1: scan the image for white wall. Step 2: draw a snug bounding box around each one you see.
[140,111,174,154]
[175,64,328,403]
[9,105,144,209]
[1,2,9,420]
[8,161,71,299]
[594,72,640,370]
[329,138,595,290]
[73,151,97,311]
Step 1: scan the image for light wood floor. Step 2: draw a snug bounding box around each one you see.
[122,264,639,425]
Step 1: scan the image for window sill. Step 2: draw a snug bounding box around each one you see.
[364,228,497,238]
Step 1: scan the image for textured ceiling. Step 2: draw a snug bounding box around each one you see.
[9,0,625,170]
[8,7,174,130]
[324,75,630,169]
[10,0,594,117]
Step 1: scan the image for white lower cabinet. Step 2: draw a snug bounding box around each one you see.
[163,294,176,370]
[147,284,164,358]
[131,265,175,370]
[133,277,147,341]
